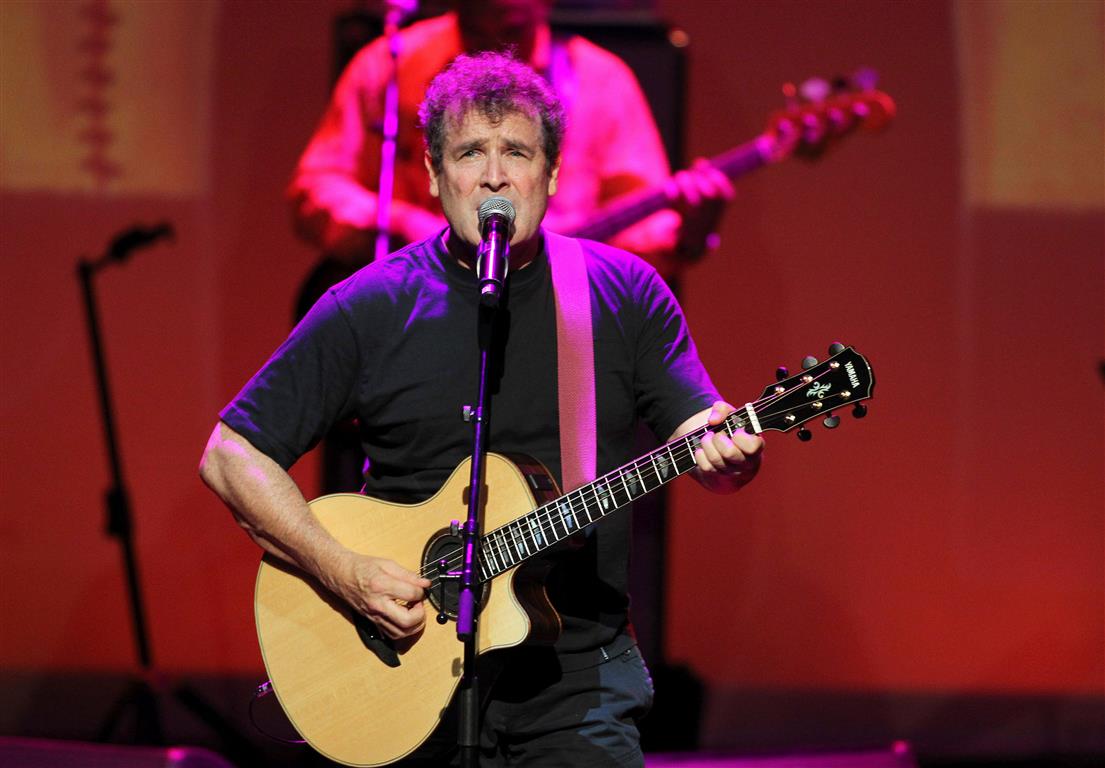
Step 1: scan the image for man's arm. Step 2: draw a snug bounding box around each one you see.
[287,45,445,259]
[199,421,430,639]
[669,400,764,494]
[581,46,734,275]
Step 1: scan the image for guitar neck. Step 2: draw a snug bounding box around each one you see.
[565,134,776,243]
[478,411,747,581]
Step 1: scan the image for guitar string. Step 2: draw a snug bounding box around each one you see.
[419,379,859,589]
[487,368,864,565]
[423,385,856,590]
[421,405,752,584]
[470,369,834,569]
[418,368,861,589]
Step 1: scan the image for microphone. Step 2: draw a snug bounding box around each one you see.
[107,223,174,264]
[476,197,516,307]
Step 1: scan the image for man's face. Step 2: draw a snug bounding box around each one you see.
[426,109,559,253]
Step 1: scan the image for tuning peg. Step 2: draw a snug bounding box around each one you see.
[797,428,812,442]
[828,342,845,356]
[801,355,818,370]
[775,365,789,381]
[798,77,831,103]
[852,403,868,419]
[823,413,840,429]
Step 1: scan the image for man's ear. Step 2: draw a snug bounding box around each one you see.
[425,151,440,198]
[547,156,561,196]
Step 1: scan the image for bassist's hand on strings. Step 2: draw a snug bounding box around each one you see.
[332,553,432,640]
[667,158,735,263]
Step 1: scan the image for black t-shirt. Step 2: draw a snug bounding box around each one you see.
[222,231,718,652]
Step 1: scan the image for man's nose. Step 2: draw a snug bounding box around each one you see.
[481,153,507,190]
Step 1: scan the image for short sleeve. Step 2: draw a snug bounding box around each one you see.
[631,266,719,440]
[219,291,361,469]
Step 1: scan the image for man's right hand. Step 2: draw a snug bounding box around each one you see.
[330,553,432,640]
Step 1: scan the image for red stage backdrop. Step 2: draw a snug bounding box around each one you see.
[1,0,1101,721]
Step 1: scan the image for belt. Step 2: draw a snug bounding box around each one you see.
[556,633,637,673]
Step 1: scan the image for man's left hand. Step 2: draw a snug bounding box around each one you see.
[672,400,764,494]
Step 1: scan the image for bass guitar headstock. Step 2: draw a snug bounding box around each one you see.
[762,68,896,162]
[748,343,875,440]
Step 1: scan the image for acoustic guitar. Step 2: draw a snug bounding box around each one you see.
[254,345,876,766]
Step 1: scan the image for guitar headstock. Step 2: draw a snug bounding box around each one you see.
[749,343,875,440]
[763,69,896,162]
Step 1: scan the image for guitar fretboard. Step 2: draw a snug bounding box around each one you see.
[420,345,873,592]
[477,411,748,581]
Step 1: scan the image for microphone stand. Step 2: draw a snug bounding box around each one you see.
[455,293,503,767]
[78,227,261,764]
[373,0,413,262]
[78,234,162,745]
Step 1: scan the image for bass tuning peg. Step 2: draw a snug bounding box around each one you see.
[801,355,818,370]
[823,413,840,429]
[852,403,868,419]
[797,427,812,442]
[775,365,789,381]
[828,342,845,356]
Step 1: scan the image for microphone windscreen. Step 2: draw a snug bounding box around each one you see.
[478,197,516,228]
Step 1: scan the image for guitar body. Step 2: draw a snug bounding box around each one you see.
[254,453,561,767]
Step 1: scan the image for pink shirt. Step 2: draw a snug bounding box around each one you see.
[289,13,681,273]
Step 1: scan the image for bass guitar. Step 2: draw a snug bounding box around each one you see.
[295,74,896,317]
[253,344,876,766]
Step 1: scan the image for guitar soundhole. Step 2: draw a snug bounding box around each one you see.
[423,532,489,621]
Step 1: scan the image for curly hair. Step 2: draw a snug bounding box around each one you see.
[419,51,565,175]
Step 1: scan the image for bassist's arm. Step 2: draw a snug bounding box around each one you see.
[199,421,430,639]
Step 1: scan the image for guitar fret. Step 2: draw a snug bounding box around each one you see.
[604,473,620,507]
[528,515,546,549]
[656,447,674,482]
[589,483,604,518]
[485,533,504,572]
[616,469,632,502]
[600,481,616,514]
[558,498,576,534]
[675,436,696,473]
[515,523,531,557]
[543,505,563,541]
[638,463,650,495]
[573,491,593,525]
[532,509,553,548]
[502,532,517,565]
[506,525,521,560]
[627,466,645,495]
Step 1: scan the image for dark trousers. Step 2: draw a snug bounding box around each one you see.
[401,640,654,768]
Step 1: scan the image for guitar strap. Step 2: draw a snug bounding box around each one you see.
[544,230,595,492]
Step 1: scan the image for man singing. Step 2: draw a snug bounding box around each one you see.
[201,51,762,767]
